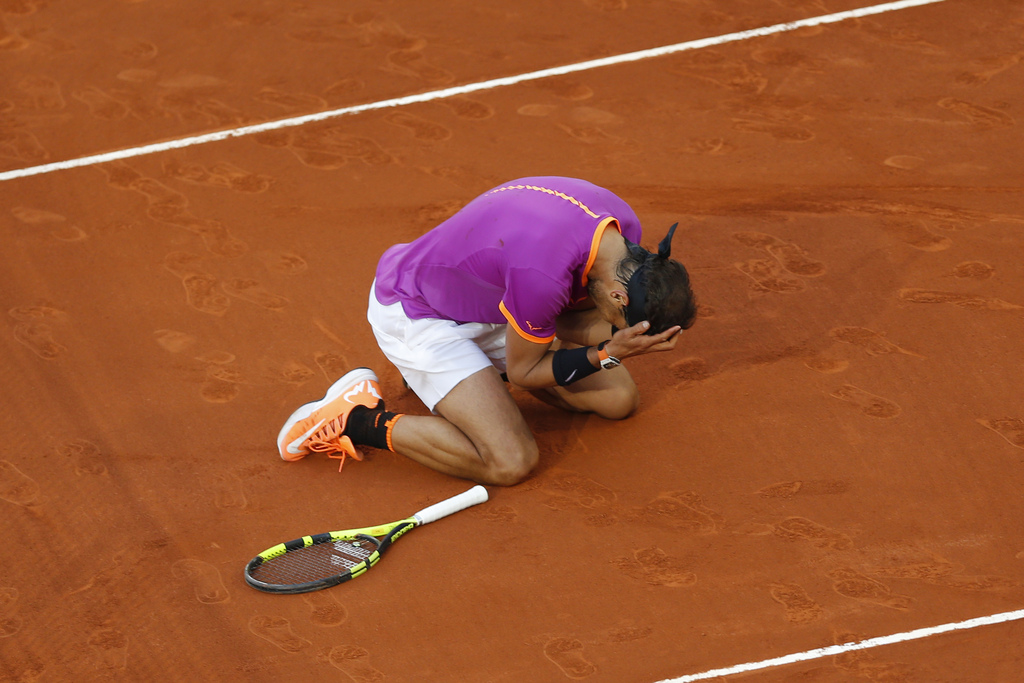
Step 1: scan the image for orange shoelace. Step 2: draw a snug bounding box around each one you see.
[307,418,364,472]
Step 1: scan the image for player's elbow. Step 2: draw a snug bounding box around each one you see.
[504,367,542,391]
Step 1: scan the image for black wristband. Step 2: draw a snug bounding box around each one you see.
[551,346,600,386]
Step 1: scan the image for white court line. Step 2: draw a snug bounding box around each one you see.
[657,608,1024,682]
[0,0,947,183]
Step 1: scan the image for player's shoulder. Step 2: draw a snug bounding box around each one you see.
[485,176,608,196]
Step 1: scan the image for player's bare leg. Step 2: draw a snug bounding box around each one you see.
[529,319,640,418]
[528,363,639,419]
[387,366,539,486]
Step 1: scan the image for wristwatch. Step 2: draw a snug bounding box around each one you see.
[597,340,621,370]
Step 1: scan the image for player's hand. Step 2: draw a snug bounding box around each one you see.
[606,321,682,359]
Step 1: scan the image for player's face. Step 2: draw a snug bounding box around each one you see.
[591,279,629,330]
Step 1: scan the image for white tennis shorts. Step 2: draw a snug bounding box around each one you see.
[367,281,507,412]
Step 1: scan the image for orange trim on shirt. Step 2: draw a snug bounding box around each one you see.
[499,301,555,344]
[581,217,620,287]
[488,184,600,218]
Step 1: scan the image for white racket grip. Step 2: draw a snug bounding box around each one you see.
[413,485,488,526]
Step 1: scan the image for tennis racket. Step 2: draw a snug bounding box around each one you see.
[244,485,488,594]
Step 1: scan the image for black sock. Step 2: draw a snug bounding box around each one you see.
[345,405,402,451]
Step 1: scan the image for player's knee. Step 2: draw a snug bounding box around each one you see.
[595,385,640,421]
[480,440,538,486]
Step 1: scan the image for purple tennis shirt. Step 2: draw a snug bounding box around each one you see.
[373,177,642,343]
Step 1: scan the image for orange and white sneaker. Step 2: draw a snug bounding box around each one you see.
[277,367,383,471]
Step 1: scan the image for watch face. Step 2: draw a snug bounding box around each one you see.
[601,356,621,369]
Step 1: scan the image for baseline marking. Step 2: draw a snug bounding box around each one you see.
[0,0,947,183]
[656,608,1024,682]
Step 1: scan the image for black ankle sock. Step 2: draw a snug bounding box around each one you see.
[345,405,402,451]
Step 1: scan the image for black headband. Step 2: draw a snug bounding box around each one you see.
[623,223,678,328]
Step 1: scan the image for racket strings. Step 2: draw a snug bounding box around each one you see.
[249,537,378,586]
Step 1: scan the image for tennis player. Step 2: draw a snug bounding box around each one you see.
[278,177,697,485]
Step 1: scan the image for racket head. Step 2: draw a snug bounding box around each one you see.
[244,519,415,594]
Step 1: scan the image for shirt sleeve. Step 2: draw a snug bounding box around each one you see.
[617,211,642,245]
[499,267,570,344]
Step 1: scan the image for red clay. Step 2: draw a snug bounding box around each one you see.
[2,1,1023,681]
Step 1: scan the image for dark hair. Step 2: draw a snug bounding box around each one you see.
[641,255,697,333]
[618,224,697,334]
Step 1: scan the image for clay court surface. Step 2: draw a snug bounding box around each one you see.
[3,0,1024,680]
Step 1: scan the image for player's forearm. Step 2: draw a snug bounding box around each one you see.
[507,347,603,390]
